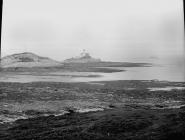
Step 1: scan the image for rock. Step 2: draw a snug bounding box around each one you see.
[64,50,101,63]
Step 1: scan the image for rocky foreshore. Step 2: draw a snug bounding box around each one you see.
[0,80,185,139]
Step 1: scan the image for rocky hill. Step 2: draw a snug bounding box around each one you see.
[64,50,101,63]
[0,52,63,68]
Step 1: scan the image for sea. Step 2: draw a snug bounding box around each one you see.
[0,62,184,83]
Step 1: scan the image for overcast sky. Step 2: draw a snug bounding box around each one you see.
[1,0,184,63]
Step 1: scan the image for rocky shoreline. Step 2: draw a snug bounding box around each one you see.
[0,80,185,139]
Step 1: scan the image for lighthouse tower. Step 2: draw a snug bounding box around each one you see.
[64,49,101,63]
[80,49,91,58]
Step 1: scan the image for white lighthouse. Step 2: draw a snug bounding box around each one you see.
[64,50,101,63]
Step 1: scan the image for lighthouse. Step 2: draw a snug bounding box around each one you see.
[64,50,101,63]
[80,49,91,58]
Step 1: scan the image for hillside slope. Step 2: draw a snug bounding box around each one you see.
[1,52,63,68]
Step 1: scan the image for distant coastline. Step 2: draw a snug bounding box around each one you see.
[0,52,151,72]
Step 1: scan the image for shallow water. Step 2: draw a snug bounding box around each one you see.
[148,86,185,91]
[0,64,184,82]
[75,64,185,82]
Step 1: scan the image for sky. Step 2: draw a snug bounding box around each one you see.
[1,0,184,63]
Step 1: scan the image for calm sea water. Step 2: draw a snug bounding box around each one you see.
[0,64,184,83]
